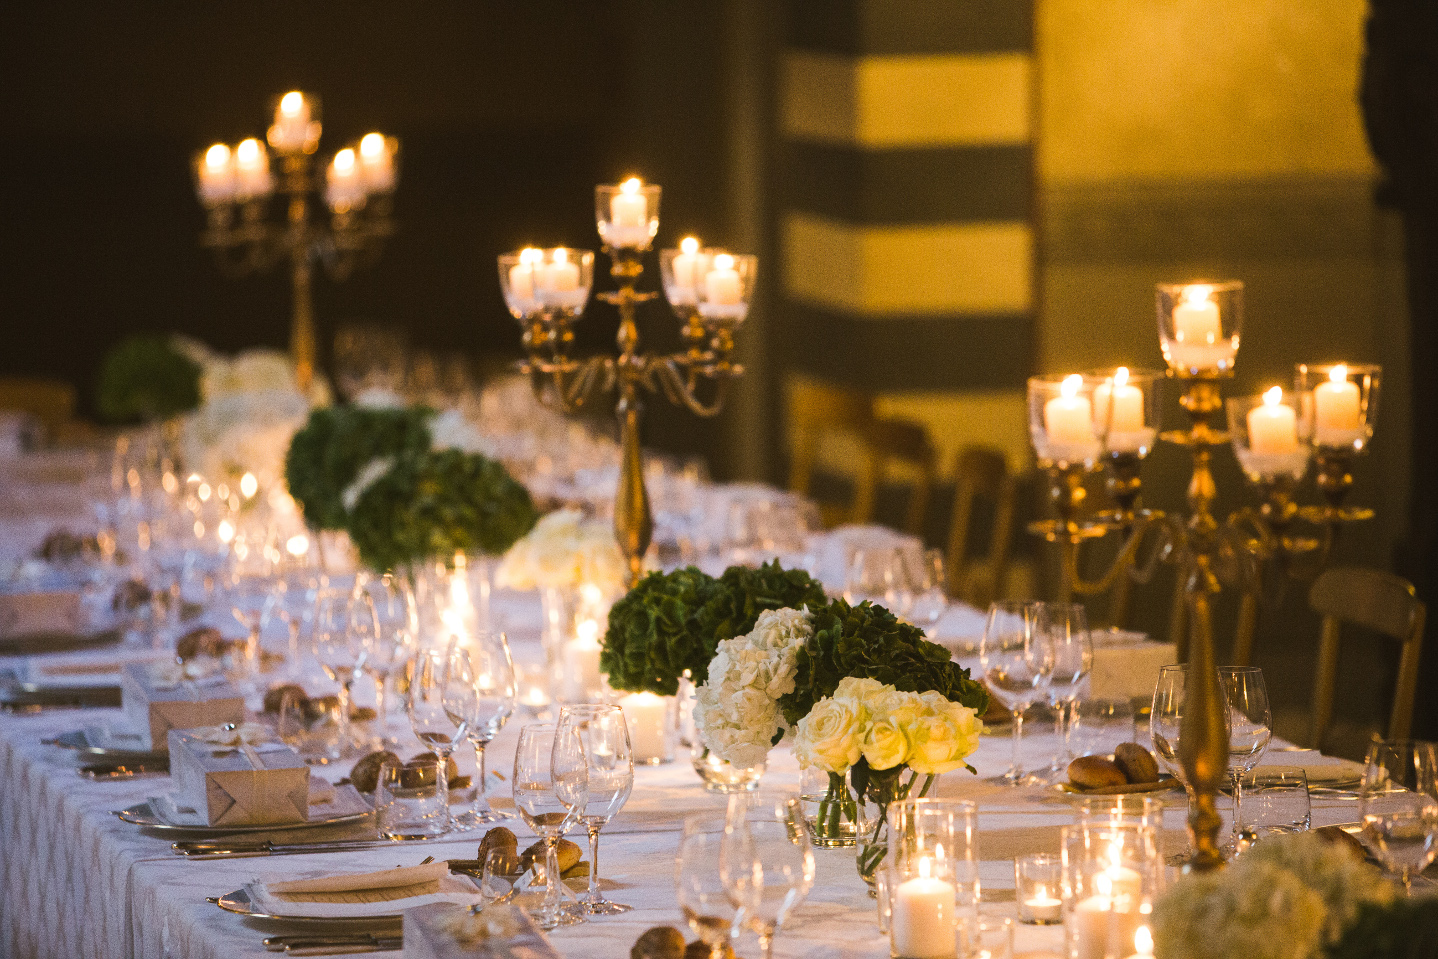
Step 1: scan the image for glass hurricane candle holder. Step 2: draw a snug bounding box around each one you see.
[596,178,661,251]
[498,248,557,324]
[1087,367,1160,458]
[1029,374,1102,469]
[1060,822,1162,959]
[1294,362,1380,452]
[660,238,714,310]
[357,132,400,194]
[1014,854,1062,925]
[616,692,677,764]
[1225,387,1312,485]
[194,144,237,207]
[887,799,979,920]
[1156,280,1243,376]
[534,247,594,317]
[266,90,323,155]
[693,252,757,329]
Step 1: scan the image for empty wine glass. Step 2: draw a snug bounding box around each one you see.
[905,549,949,629]
[555,704,635,914]
[1036,602,1093,778]
[446,632,517,829]
[513,724,587,929]
[844,547,912,617]
[979,601,1052,785]
[406,648,467,832]
[359,573,416,745]
[676,813,740,959]
[1221,666,1272,845]
[1151,665,1197,787]
[1360,739,1438,894]
[223,527,279,686]
[313,589,372,760]
[720,794,815,959]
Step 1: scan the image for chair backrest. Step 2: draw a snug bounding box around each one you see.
[864,417,938,536]
[0,377,76,440]
[946,446,1015,607]
[1305,565,1427,749]
[786,379,874,507]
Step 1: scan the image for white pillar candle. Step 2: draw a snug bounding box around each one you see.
[673,236,702,288]
[540,249,581,292]
[1173,290,1221,346]
[561,620,605,703]
[1247,387,1299,456]
[618,691,671,763]
[233,138,272,197]
[326,148,366,210]
[197,143,236,205]
[605,177,651,248]
[1125,926,1154,959]
[358,132,395,192]
[891,858,957,959]
[270,91,312,152]
[1313,365,1362,447]
[1071,895,1141,959]
[704,254,743,306]
[1092,368,1144,434]
[1044,374,1096,446]
[1021,893,1062,923]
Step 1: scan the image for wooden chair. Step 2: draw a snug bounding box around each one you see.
[1305,566,1427,749]
[864,417,938,537]
[0,377,77,441]
[945,446,1016,607]
[786,380,874,527]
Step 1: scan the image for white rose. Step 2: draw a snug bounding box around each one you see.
[861,692,924,771]
[793,696,863,773]
[906,698,983,776]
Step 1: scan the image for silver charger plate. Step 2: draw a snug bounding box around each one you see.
[114,787,373,834]
[213,887,405,928]
[52,727,167,763]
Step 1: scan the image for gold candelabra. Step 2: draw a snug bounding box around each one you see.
[1029,281,1380,871]
[192,91,398,391]
[501,180,754,586]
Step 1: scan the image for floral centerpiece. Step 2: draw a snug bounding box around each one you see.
[494,508,626,598]
[96,334,204,424]
[1154,832,1438,959]
[692,597,987,873]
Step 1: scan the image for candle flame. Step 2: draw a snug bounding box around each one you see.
[1095,872,1112,897]
[286,534,309,557]
[1182,284,1212,304]
[239,472,259,498]
[236,138,262,164]
[205,143,231,170]
[1263,386,1284,406]
[520,247,544,266]
[333,148,356,174]
[1114,366,1129,387]
[1329,364,1348,384]
[1135,926,1153,954]
[620,177,642,194]
[551,247,569,264]
[918,857,932,880]
[713,253,735,271]
[280,91,305,117]
[680,236,699,255]
[359,133,386,158]
[1061,373,1084,399]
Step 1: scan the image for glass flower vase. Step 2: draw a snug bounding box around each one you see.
[690,743,764,792]
[855,804,890,895]
[802,768,878,848]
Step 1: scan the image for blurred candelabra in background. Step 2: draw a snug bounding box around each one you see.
[192,91,399,390]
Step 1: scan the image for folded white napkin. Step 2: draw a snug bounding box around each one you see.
[149,781,365,828]
[246,861,481,919]
[1252,752,1364,785]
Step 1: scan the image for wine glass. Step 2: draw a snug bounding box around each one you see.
[1036,602,1093,778]
[1360,739,1438,894]
[407,647,468,823]
[313,589,372,760]
[1220,666,1271,846]
[555,704,635,914]
[845,547,912,616]
[445,632,517,829]
[905,548,949,630]
[720,794,815,959]
[676,813,740,959]
[513,723,587,929]
[358,573,416,744]
[223,527,279,686]
[979,601,1052,785]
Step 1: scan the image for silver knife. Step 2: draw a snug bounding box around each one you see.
[286,940,402,955]
[174,837,435,858]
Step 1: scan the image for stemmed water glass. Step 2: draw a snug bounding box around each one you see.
[313,589,372,760]
[1360,739,1438,894]
[407,647,468,827]
[224,527,279,685]
[555,704,635,914]
[445,632,517,829]
[1036,602,1093,778]
[1221,666,1272,846]
[720,795,815,959]
[676,813,740,959]
[979,601,1053,785]
[905,549,949,630]
[358,573,416,745]
[513,724,588,929]
[844,547,912,616]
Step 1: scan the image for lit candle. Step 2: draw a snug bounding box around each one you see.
[1313,364,1362,447]
[1125,926,1155,959]
[508,247,543,310]
[669,236,704,305]
[233,138,272,197]
[1247,387,1299,456]
[561,619,605,703]
[197,143,236,205]
[1044,374,1097,447]
[357,132,395,192]
[1093,367,1144,434]
[1021,888,1062,924]
[1166,285,1234,372]
[1071,870,1143,959]
[703,254,743,306]
[617,691,671,763]
[606,177,651,248]
[270,91,313,153]
[325,148,366,211]
[891,857,958,959]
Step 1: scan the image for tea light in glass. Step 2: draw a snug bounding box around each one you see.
[1156,280,1242,376]
[1014,854,1062,925]
[1294,362,1381,452]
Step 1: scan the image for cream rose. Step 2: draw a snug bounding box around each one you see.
[793,696,864,773]
[906,698,983,776]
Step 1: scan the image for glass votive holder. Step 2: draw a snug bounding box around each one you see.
[1060,822,1162,959]
[615,691,677,764]
[957,916,1013,959]
[376,756,450,840]
[660,238,714,309]
[596,178,661,250]
[693,251,757,329]
[1086,367,1160,457]
[1156,280,1243,376]
[1076,795,1165,829]
[498,248,551,323]
[1014,854,1063,925]
[888,799,980,915]
[1028,374,1102,469]
[535,247,594,316]
[1226,387,1313,483]
[514,661,552,720]
[1294,362,1381,452]
[888,854,960,959]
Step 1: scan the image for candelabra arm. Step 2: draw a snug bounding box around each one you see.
[1064,514,1165,598]
[651,356,732,418]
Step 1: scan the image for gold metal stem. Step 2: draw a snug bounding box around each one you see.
[1179,582,1227,871]
[290,247,316,394]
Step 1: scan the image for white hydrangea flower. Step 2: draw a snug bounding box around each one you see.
[494,508,626,595]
